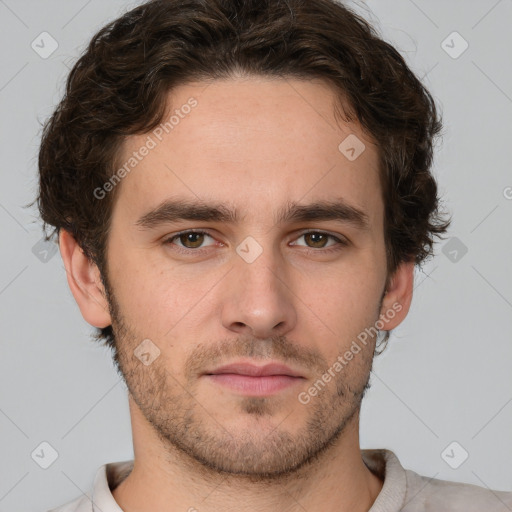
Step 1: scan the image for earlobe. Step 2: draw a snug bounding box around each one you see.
[59,229,112,329]
[379,260,415,330]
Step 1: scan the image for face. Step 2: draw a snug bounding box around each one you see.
[87,76,411,479]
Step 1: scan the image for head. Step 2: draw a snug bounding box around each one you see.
[36,0,450,479]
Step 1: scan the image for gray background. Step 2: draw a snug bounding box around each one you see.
[0,0,511,510]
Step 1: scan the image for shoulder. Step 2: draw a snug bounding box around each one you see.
[46,494,91,512]
[403,467,512,512]
[46,460,132,512]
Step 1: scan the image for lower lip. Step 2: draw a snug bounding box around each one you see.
[205,374,303,396]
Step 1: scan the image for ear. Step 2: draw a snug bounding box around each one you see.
[59,229,112,329]
[379,260,415,330]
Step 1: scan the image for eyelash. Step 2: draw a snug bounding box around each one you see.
[163,229,348,256]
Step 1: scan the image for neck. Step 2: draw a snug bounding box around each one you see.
[112,398,383,512]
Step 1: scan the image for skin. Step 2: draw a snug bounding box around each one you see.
[59,76,414,512]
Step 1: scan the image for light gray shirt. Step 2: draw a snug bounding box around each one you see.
[47,448,512,511]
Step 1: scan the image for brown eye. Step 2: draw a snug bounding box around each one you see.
[178,232,205,249]
[292,231,346,251]
[303,232,330,248]
[165,231,216,252]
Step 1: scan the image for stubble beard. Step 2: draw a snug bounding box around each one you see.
[104,279,377,484]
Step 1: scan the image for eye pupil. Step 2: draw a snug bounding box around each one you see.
[182,232,204,248]
[306,233,328,248]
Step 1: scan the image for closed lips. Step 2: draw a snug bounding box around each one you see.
[206,362,304,378]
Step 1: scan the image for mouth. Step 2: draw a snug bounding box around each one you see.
[203,361,306,396]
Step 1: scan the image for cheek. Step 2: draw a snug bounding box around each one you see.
[296,250,383,325]
[297,262,384,352]
[106,246,178,335]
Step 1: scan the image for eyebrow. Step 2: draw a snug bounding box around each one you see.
[135,197,370,231]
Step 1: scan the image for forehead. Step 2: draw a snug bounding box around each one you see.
[112,77,382,228]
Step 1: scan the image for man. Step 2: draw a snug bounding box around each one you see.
[36,0,511,511]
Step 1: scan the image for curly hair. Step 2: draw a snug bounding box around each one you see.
[35,0,450,352]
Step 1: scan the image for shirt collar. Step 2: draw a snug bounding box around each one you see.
[91,459,133,511]
[89,449,407,512]
[362,449,407,511]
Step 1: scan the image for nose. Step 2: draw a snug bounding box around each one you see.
[220,247,297,339]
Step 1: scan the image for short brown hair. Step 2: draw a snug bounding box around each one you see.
[35,0,450,351]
